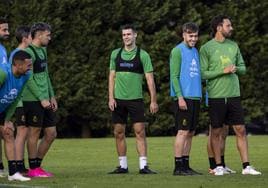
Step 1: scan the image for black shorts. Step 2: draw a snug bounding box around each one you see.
[112,99,146,124]
[208,97,245,128]
[173,99,200,132]
[23,101,57,128]
[0,112,5,125]
[15,107,27,126]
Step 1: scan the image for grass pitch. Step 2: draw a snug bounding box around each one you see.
[0,136,267,188]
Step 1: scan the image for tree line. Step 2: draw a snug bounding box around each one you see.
[0,0,267,137]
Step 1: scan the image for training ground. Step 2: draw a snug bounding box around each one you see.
[0,136,267,188]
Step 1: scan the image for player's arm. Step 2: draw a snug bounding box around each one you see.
[5,92,23,121]
[170,47,183,98]
[108,50,117,111]
[145,72,158,114]
[0,69,6,87]
[142,50,158,114]
[170,47,187,110]
[46,66,57,111]
[25,73,44,100]
[200,46,225,80]
[235,48,246,75]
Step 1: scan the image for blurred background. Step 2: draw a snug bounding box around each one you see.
[0,0,267,137]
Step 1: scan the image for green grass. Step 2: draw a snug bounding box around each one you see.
[0,136,267,188]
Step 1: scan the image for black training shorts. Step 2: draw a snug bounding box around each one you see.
[112,99,146,124]
[208,97,245,128]
[15,107,27,126]
[0,112,5,125]
[173,99,200,132]
[23,101,57,127]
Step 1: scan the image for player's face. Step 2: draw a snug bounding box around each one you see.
[220,19,233,38]
[39,30,51,46]
[24,34,32,47]
[183,31,198,48]
[20,58,32,74]
[122,29,137,47]
[0,23,9,40]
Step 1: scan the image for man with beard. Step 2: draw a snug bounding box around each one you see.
[200,15,261,176]
[0,17,9,177]
[22,22,57,177]
[108,24,158,174]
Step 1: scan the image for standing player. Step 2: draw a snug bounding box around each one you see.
[108,24,158,174]
[0,17,9,177]
[170,22,202,175]
[200,15,261,176]
[8,26,32,174]
[23,22,57,177]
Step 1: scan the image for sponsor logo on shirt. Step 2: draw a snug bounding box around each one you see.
[0,89,18,103]
[120,62,134,68]
[1,56,7,64]
[189,58,199,77]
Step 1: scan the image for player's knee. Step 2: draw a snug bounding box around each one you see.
[45,130,57,143]
[135,129,145,138]
[177,130,189,137]
[114,130,125,139]
[211,128,222,137]
[3,129,14,142]
[235,126,246,137]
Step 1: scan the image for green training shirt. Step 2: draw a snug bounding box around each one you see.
[22,44,55,101]
[200,39,246,98]
[110,47,153,100]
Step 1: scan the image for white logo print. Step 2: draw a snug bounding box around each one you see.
[0,89,18,103]
[2,56,7,64]
[189,58,199,77]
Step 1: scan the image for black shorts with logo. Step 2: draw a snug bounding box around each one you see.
[173,99,200,132]
[15,107,27,126]
[208,97,245,128]
[112,99,146,124]
[23,101,57,128]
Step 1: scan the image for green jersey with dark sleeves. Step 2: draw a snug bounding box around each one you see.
[22,44,55,101]
[110,47,153,100]
[200,39,246,98]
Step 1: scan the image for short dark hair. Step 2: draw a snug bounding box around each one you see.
[182,22,199,33]
[30,22,51,39]
[211,15,230,37]
[0,17,8,25]
[121,24,137,33]
[12,50,31,65]
[15,26,31,43]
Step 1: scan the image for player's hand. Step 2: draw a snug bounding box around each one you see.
[108,98,117,111]
[178,97,187,110]
[50,97,58,112]
[230,65,237,73]
[150,101,158,114]
[224,64,236,74]
[3,121,15,132]
[41,100,51,109]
